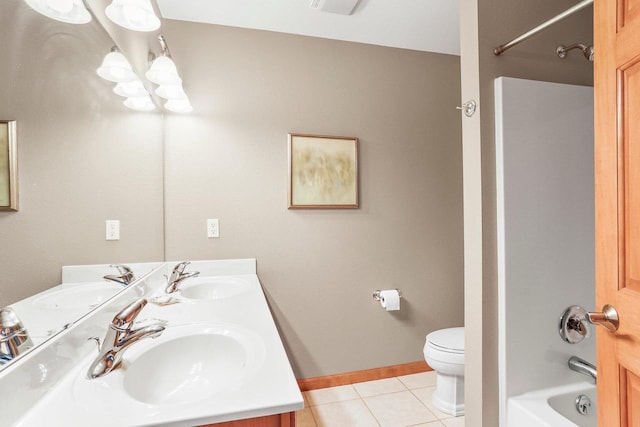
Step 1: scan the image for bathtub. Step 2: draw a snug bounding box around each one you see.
[507,382,596,427]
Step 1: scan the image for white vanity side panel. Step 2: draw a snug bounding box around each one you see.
[495,77,595,420]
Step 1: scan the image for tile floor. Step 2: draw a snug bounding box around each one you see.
[296,371,465,427]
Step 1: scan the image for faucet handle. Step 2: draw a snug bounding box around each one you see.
[168,261,192,285]
[110,264,132,276]
[172,261,190,275]
[106,264,135,286]
[112,298,148,330]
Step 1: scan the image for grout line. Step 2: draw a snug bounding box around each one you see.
[307,405,319,427]
[302,376,455,427]
[359,397,383,427]
[352,382,409,399]
[303,384,360,407]
[408,388,438,416]
[405,422,445,427]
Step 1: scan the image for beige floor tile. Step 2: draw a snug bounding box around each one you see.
[411,422,445,427]
[397,371,438,390]
[305,385,360,406]
[296,407,318,427]
[353,378,407,398]
[364,390,438,427]
[311,399,380,427]
[411,387,454,420]
[441,416,465,427]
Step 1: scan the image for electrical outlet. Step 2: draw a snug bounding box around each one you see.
[207,219,219,238]
[106,220,120,240]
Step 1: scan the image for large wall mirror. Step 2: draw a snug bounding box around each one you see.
[0,0,165,366]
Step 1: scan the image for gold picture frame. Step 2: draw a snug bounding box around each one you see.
[0,120,18,211]
[288,133,358,209]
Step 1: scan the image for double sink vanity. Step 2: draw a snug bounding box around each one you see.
[0,259,303,426]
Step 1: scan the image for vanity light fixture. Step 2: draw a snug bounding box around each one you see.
[146,35,193,113]
[145,35,181,85]
[124,94,156,111]
[145,55,181,85]
[24,0,91,24]
[97,47,137,83]
[155,83,187,100]
[105,0,160,32]
[164,98,193,114]
[113,79,148,98]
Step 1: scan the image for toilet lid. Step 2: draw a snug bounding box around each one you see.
[426,327,464,353]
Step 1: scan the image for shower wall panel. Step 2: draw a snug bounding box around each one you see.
[495,77,595,422]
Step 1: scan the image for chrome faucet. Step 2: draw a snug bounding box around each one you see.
[165,261,200,293]
[568,356,597,383]
[87,298,164,379]
[0,308,33,365]
[103,264,135,286]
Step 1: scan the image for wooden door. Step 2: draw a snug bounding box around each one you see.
[595,0,640,424]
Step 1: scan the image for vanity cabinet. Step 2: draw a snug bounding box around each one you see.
[202,411,296,427]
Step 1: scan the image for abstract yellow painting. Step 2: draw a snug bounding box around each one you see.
[288,134,358,209]
[0,120,18,211]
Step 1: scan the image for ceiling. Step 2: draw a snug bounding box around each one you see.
[156,0,460,56]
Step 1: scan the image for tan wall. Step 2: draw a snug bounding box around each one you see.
[460,0,593,424]
[162,21,464,378]
[0,0,165,307]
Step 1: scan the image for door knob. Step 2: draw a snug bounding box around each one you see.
[586,304,619,332]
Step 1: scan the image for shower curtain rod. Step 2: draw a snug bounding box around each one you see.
[494,0,593,56]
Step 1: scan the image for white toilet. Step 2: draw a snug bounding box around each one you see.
[423,327,465,416]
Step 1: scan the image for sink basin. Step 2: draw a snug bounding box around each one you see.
[121,323,265,405]
[32,282,123,311]
[179,277,253,300]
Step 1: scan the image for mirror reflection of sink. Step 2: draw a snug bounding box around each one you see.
[179,277,253,300]
[32,283,123,311]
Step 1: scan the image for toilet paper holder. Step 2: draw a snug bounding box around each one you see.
[372,289,402,301]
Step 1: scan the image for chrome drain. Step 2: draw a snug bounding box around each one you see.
[575,394,591,415]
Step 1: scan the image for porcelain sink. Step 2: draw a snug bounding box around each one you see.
[179,277,253,300]
[32,283,123,311]
[74,323,266,408]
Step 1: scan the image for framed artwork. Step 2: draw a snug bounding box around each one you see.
[288,133,358,209]
[0,120,17,211]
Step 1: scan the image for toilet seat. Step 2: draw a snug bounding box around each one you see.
[426,327,464,354]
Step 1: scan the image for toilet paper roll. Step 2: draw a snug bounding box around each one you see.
[379,290,400,311]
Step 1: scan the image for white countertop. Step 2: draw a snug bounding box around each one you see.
[10,261,303,427]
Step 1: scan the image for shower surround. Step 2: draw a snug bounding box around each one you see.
[494,77,595,426]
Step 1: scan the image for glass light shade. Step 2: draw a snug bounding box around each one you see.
[165,98,193,114]
[105,0,160,32]
[155,83,187,100]
[113,79,148,98]
[124,95,156,111]
[97,50,137,83]
[24,0,91,24]
[145,56,182,85]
